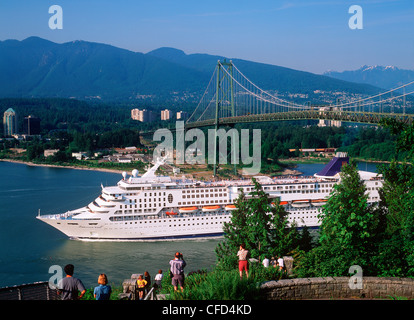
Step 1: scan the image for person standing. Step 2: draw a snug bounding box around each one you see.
[136,275,147,300]
[93,273,112,300]
[57,264,86,300]
[262,256,270,268]
[277,256,284,271]
[237,244,250,280]
[144,271,151,295]
[169,252,186,292]
[154,269,163,290]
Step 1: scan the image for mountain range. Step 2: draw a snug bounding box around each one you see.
[0,36,389,102]
[324,65,414,90]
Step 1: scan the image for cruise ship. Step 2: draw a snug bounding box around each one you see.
[36,153,383,241]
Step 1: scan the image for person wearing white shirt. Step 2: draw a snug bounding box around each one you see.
[154,269,163,290]
[277,257,284,271]
[262,257,270,268]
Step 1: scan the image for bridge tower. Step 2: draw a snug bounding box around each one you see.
[213,60,237,177]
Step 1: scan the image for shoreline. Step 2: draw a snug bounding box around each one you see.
[0,156,389,177]
[0,158,124,175]
[1,158,304,177]
[281,156,403,165]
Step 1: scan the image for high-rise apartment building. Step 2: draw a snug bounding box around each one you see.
[161,109,171,120]
[131,108,140,120]
[3,108,17,136]
[24,115,41,135]
[131,108,154,122]
[176,111,189,121]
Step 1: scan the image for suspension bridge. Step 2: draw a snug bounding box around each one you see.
[185,60,414,129]
[141,60,414,176]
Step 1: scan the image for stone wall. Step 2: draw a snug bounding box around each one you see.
[260,277,414,300]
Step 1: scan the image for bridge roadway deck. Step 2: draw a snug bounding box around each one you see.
[140,110,413,135]
[184,110,414,129]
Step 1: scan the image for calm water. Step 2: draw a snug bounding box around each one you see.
[0,160,379,288]
[294,161,379,176]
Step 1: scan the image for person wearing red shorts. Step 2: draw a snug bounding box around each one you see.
[237,244,250,280]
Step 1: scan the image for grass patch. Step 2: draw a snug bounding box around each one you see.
[160,263,287,300]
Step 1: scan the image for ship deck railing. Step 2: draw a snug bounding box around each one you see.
[177,176,328,187]
[38,211,78,220]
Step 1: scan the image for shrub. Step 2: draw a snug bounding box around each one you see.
[165,263,286,300]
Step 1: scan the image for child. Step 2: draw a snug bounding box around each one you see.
[136,275,147,300]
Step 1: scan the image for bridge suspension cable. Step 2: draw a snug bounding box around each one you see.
[187,60,414,125]
[218,61,308,110]
[186,67,217,123]
[335,80,414,109]
[340,88,414,110]
[230,62,308,109]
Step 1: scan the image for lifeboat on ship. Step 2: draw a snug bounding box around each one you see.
[224,204,237,211]
[179,206,198,213]
[311,199,327,207]
[291,200,310,208]
[271,201,288,207]
[202,205,221,212]
[166,211,178,216]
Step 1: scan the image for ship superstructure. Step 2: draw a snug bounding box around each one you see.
[37,153,382,241]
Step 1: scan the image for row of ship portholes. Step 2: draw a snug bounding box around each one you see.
[120,221,227,227]
[109,215,231,222]
[287,209,320,221]
[289,216,318,221]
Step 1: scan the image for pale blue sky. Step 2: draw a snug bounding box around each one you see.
[0,0,413,73]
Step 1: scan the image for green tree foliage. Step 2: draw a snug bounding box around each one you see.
[338,126,397,161]
[372,118,414,276]
[26,142,44,161]
[297,161,382,277]
[66,129,143,153]
[320,161,381,273]
[164,265,286,300]
[242,122,347,162]
[215,178,300,270]
[296,118,414,278]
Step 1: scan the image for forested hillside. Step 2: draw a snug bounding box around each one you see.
[0,37,380,102]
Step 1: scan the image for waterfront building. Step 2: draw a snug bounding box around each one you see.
[3,108,17,136]
[24,115,41,135]
[71,152,89,160]
[44,149,59,157]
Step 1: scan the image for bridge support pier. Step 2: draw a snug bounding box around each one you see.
[213,60,236,177]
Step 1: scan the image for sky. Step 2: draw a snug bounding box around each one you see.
[0,0,413,74]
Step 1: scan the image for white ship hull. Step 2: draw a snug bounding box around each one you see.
[37,154,383,241]
[38,213,228,241]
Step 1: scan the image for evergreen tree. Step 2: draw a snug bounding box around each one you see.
[26,142,44,161]
[215,178,300,270]
[374,118,414,276]
[297,224,314,252]
[300,160,381,276]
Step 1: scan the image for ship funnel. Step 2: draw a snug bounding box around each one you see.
[315,152,349,178]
